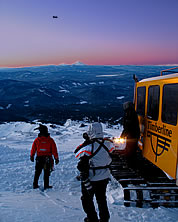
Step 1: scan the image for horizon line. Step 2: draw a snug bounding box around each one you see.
[0,62,178,69]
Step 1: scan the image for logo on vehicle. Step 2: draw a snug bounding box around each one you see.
[147,130,171,162]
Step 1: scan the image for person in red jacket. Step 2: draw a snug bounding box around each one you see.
[30,124,59,189]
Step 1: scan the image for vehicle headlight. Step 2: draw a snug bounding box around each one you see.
[113,137,126,144]
[113,137,126,150]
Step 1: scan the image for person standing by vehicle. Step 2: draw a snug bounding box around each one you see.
[75,122,114,222]
[116,101,140,167]
[30,124,59,189]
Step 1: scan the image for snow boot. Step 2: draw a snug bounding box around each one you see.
[84,217,99,222]
[99,220,109,222]
[44,185,53,190]
[33,184,39,189]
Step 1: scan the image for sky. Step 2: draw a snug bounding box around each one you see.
[0,0,178,67]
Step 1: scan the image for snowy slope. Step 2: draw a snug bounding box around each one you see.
[0,121,178,222]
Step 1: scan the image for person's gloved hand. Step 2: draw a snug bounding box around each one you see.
[30,156,34,162]
[55,158,59,165]
[76,175,82,181]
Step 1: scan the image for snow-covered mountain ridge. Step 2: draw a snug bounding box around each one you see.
[0,65,176,123]
[71,61,87,66]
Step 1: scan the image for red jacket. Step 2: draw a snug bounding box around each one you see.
[31,136,58,159]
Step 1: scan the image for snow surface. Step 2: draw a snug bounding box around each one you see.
[116,96,125,100]
[38,89,51,97]
[71,61,86,66]
[0,120,178,222]
[6,104,12,109]
[59,90,70,93]
[80,101,88,105]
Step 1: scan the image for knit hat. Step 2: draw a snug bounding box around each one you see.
[34,124,48,134]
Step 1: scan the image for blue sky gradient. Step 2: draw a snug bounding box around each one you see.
[0,0,178,67]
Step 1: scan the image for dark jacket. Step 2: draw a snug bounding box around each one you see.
[121,107,140,139]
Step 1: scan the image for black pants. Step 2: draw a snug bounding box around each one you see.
[33,156,51,187]
[81,179,110,222]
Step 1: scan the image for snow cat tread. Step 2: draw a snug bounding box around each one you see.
[110,151,178,208]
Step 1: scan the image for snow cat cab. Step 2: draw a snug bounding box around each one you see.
[110,67,178,208]
[135,67,178,184]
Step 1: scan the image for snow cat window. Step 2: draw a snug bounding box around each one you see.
[162,83,178,126]
[147,85,160,121]
[136,86,146,116]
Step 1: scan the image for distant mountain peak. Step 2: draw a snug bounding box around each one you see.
[72,61,87,66]
[58,61,87,66]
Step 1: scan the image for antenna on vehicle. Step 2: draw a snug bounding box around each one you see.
[133,74,138,82]
[133,74,138,105]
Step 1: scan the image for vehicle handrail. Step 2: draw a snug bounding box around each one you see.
[160,67,178,76]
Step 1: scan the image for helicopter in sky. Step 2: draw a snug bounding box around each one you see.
[53,16,58,19]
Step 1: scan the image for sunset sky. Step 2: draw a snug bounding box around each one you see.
[0,0,178,67]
